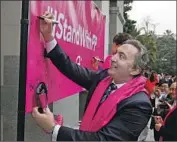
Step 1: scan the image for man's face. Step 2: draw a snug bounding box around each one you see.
[170,83,176,100]
[108,44,139,80]
[161,83,169,92]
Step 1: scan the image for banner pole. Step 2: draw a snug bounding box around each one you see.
[17,0,29,140]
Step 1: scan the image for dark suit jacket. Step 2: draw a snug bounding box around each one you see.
[46,44,152,141]
[159,106,177,141]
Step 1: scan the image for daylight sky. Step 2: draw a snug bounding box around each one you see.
[128,1,176,35]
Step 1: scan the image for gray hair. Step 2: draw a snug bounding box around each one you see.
[123,39,150,73]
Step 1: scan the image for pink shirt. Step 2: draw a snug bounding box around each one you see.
[102,55,112,69]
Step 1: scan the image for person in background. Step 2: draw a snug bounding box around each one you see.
[159,73,170,85]
[172,75,177,82]
[150,82,176,141]
[164,82,177,109]
[138,70,158,141]
[155,83,169,120]
[154,105,177,141]
[145,71,159,96]
[150,83,162,141]
[91,33,133,71]
[158,83,169,102]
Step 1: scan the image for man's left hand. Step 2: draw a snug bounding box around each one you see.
[32,107,56,133]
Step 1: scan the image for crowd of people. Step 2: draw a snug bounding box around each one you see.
[31,11,176,141]
[143,70,177,141]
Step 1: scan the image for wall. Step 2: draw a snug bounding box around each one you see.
[1,1,21,141]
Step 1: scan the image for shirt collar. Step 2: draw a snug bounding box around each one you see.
[112,80,126,89]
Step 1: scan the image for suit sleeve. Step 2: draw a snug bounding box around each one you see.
[158,126,175,138]
[55,101,152,141]
[46,44,97,90]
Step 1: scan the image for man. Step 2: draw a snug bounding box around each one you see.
[165,82,176,109]
[91,33,133,71]
[32,12,152,141]
[158,83,169,102]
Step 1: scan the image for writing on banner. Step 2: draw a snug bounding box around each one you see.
[26,1,105,113]
[48,6,98,51]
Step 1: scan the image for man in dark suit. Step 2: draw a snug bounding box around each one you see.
[32,12,152,141]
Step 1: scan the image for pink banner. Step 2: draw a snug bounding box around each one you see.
[26,1,105,113]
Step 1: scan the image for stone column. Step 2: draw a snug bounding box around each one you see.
[109,1,124,54]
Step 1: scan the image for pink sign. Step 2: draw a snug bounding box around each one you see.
[26,1,106,113]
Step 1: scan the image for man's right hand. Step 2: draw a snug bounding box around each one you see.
[39,11,54,42]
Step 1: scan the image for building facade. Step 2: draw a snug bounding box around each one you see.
[0,0,124,140]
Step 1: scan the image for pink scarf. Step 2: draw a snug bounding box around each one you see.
[80,76,148,132]
[159,105,177,141]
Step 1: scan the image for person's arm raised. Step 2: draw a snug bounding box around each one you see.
[39,11,97,90]
[45,38,97,90]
